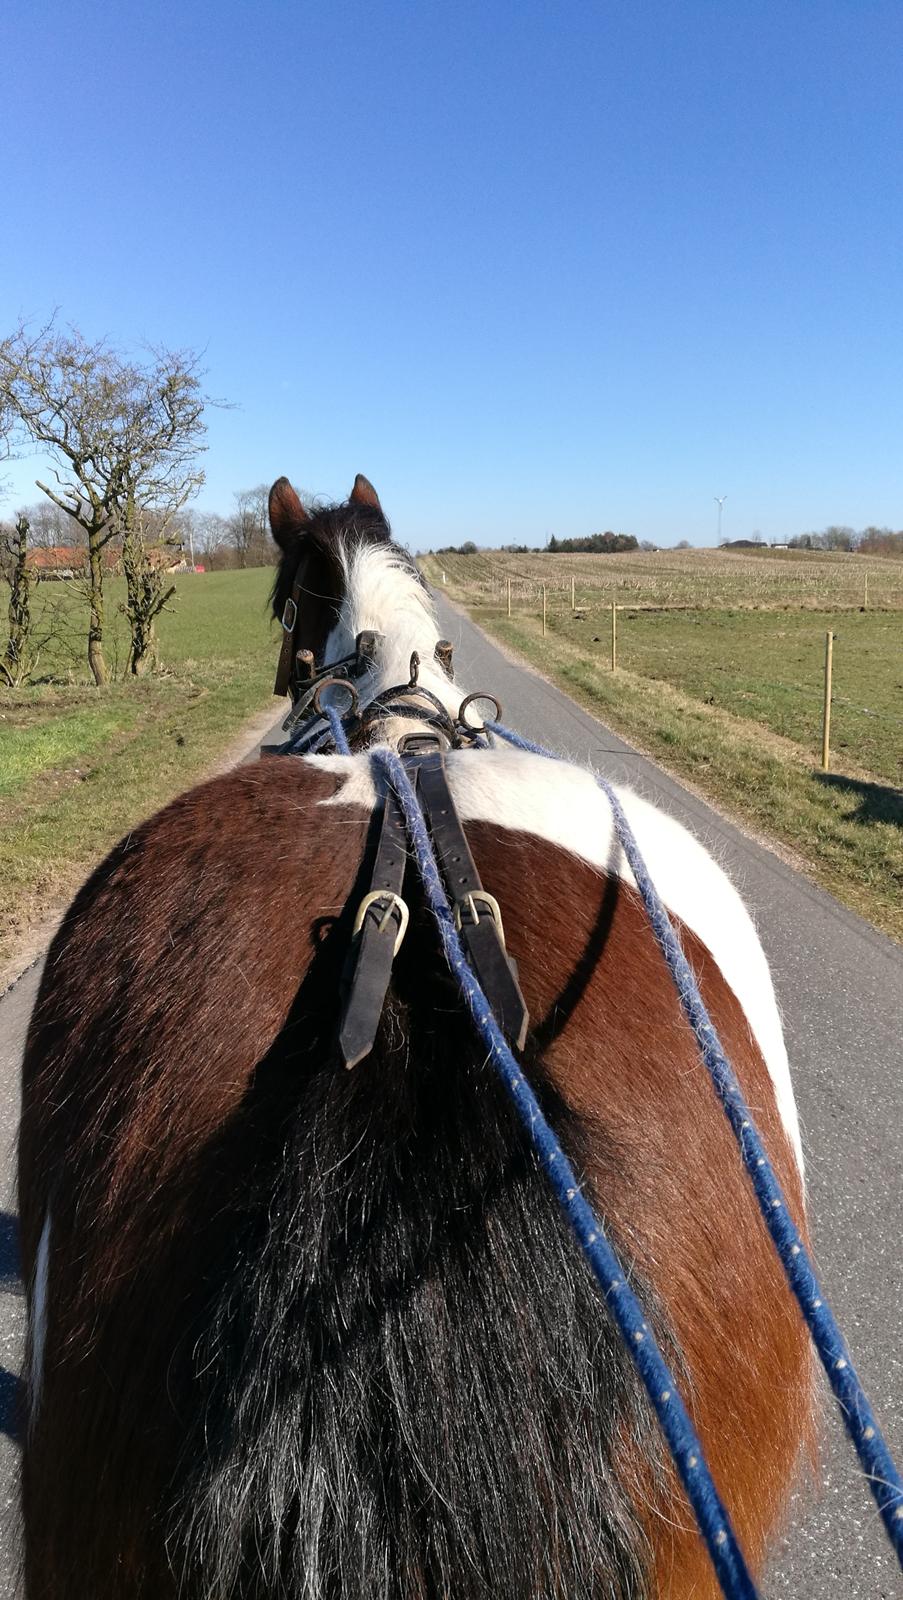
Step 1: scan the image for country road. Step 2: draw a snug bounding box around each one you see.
[0,593,900,1597]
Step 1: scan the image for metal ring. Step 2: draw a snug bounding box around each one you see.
[312,678,360,717]
[353,890,409,955]
[457,692,502,732]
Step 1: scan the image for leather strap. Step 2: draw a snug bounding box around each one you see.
[413,742,529,1050]
[337,741,530,1067]
[338,778,412,1069]
[273,579,303,697]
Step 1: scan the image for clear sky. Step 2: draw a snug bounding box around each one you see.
[2,0,902,548]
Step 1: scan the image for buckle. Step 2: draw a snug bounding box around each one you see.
[281,596,298,633]
[353,890,409,955]
[397,731,444,755]
[454,890,506,949]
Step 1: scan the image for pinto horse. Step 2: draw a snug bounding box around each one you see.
[18,474,814,1599]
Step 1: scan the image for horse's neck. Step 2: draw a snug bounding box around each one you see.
[332,542,464,715]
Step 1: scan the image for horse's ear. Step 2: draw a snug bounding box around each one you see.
[268,477,309,551]
[350,473,382,511]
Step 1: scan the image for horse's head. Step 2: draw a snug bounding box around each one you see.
[269,474,459,728]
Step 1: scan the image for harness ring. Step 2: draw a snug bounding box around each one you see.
[458,692,503,732]
[312,678,361,718]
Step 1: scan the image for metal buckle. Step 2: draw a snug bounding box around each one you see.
[281,596,298,633]
[397,731,444,755]
[353,890,409,955]
[453,890,506,949]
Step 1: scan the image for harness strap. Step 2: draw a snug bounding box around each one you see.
[273,580,303,697]
[414,739,529,1050]
[339,738,530,1066]
[338,779,411,1069]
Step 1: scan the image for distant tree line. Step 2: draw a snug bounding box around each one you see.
[785,526,903,555]
[547,531,638,553]
[719,526,903,555]
[432,540,480,556]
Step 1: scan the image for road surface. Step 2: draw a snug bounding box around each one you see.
[0,595,900,1596]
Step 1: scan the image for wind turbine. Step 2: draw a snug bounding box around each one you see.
[714,495,727,544]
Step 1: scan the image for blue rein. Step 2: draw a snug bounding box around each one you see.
[319,701,903,1594]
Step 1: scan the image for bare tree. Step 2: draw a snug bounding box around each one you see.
[0,389,13,500]
[19,498,83,550]
[115,506,172,673]
[182,508,232,567]
[821,525,857,552]
[228,484,273,568]
[1,512,35,685]
[0,320,214,684]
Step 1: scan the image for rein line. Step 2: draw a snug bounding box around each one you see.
[281,667,903,1597]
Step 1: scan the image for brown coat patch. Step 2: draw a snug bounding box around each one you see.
[19,756,812,1598]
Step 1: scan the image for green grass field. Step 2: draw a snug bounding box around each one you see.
[421,552,903,942]
[3,551,901,970]
[0,569,279,972]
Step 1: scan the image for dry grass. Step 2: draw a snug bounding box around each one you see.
[426,545,903,612]
[421,551,903,943]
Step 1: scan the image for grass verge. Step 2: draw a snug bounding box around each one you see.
[446,605,902,944]
[1,569,280,974]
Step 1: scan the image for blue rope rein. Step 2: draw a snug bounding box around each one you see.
[484,720,903,1569]
[325,705,352,755]
[369,744,759,1600]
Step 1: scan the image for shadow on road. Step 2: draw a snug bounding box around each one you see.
[0,1212,23,1443]
[0,1213,21,1297]
[814,771,903,827]
[0,1368,21,1445]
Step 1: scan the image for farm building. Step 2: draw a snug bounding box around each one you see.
[25,545,187,579]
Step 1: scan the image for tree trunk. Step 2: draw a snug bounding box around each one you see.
[121,501,174,676]
[87,540,108,687]
[1,515,33,687]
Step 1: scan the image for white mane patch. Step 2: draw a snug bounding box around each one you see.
[324,543,459,717]
[311,745,804,1174]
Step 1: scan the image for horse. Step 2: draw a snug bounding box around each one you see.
[17,472,815,1599]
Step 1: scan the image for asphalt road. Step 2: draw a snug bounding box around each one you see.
[0,594,900,1597]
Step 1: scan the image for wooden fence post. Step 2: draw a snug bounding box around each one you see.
[864,574,869,610]
[571,575,575,611]
[506,577,511,618]
[611,601,617,671]
[821,630,833,771]
[542,583,547,637]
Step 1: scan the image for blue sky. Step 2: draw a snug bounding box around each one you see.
[2,0,902,548]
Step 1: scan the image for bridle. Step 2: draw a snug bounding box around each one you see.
[273,559,450,706]
[269,593,524,1064]
[274,601,501,757]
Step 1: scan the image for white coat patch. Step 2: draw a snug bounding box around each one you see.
[312,746,804,1174]
[306,543,803,1174]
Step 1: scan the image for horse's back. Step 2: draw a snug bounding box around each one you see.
[19,749,812,1599]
